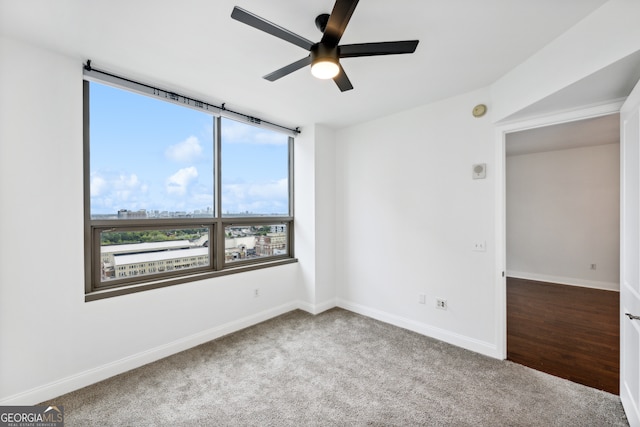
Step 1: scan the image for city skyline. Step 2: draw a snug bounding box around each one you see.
[92,206,286,219]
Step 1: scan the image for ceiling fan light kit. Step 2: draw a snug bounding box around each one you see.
[231,0,419,92]
[311,60,340,79]
[310,44,340,79]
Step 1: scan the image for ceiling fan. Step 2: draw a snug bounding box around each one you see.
[231,0,419,92]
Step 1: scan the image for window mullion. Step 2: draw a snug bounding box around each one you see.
[214,116,225,270]
[214,116,222,218]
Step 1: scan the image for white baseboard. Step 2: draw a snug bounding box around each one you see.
[2,298,499,405]
[0,302,299,406]
[297,299,337,315]
[507,271,619,292]
[336,298,500,359]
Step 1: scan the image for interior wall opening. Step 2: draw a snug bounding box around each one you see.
[504,113,621,394]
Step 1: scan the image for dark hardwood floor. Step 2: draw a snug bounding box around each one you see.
[507,277,620,394]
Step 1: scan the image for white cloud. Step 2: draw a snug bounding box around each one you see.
[113,174,145,201]
[166,167,198,196]
[119,173,140,188]
[165,136,203,162]
[90,172,148,212]
[90,175,107,197]
[222,178,288,214]
[221,121,287,145]
[248,178,288,198]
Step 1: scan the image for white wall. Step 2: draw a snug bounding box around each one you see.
[293,126,316,306]
[313,126,337,308]
[0,36,304,404]
[506,143,620,290]
[294,124,337,313]
[335,88,500,357]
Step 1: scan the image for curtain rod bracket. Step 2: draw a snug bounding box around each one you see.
[84,59,92,72]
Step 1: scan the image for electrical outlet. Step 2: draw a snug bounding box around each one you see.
[418,294,426,304]
[590,263,597,270]
[473,241,486,252]
[254,288,260,297]
[436,298,447,310]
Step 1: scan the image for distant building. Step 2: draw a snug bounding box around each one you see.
[254,233,287,257]
[117,209,148,219]
[192,207,214,218]
[224,236,256,261]
[100,228,286,279]
[100,240,208,280]
[112,247,209,278]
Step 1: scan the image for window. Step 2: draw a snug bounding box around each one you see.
[84,73,296,301]
[221,117,290,216]
[224,223,289,263]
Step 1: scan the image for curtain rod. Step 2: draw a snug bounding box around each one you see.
[83,60,301,136]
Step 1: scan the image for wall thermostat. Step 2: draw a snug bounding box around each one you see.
[472,163,486,179]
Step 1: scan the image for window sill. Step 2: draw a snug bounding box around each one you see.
[85,257,298,302]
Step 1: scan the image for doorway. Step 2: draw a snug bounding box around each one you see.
[503,113,621,394]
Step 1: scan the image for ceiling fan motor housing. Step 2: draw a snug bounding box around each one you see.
[311,43,339,64]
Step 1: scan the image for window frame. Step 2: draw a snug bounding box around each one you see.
[83,77,296,302]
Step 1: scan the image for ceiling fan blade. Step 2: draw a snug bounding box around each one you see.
[263,56,312,81]
[333,65,354,92]
[321,0,359,47]
[339,40,419,58]
[231,6,314,51]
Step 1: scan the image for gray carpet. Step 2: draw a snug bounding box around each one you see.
[42,308,629,426]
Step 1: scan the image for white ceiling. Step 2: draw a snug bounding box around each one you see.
[0,0,616,130]
[505,50,640,122]
[506,113,620,157]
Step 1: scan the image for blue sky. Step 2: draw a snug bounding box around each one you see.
[89,81,289,216]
